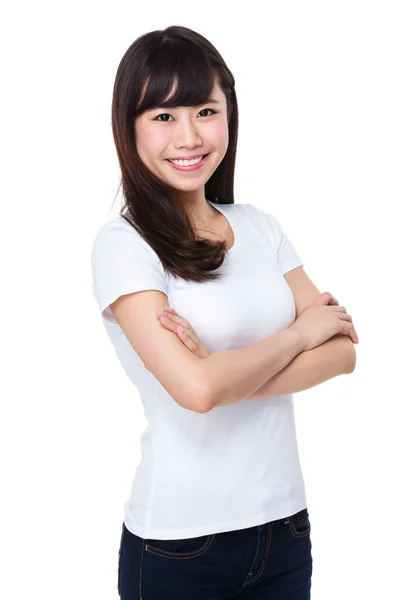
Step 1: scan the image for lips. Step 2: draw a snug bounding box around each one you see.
[165,153,210,171]
[166,154,209,162]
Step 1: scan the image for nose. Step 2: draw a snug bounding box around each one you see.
[173,117,203,150]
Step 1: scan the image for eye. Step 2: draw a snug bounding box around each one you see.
[153,108,217,121]
[199,108,217,117]
[154,113,173,122]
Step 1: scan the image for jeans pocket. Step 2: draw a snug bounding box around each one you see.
[289,508,311,538]
[145,533,215,560]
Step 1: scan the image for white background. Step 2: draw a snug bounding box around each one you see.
[1,1,414,598]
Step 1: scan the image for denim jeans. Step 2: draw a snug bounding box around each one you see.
[117,507,312,599]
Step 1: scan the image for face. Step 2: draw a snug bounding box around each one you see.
[134,78,229,198]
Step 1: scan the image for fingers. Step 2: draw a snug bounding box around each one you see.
[318,292,342,307]
[335,312,358,341]
[319,292,339,305]
[157,309,186,329]
[177,328,200,354]
[175,324,204,357]
[335,312,352,322]
[161,308,189,329]
[177,325,200,350]
[339,321,359,344]
[157,309,201,350]
[350,322,358,343]
[160,307,209,359]
[328,305,347,313]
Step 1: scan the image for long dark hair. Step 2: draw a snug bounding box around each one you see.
[111,25,239,282]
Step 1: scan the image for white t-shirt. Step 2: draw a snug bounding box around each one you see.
[91,200,307,540]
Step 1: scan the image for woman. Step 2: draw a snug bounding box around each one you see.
[91,25,358,600]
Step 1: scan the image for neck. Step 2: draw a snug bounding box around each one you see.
[176,194,218,227]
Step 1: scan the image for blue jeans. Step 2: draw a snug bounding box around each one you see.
[117,507,312,599]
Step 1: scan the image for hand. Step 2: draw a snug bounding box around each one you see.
[291,291,359,352]
[298,292,340,315]
[156,305,209,359]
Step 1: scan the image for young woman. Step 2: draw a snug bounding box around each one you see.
[91,25,358,600]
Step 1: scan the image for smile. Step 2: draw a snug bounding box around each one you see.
[166,154,210,171]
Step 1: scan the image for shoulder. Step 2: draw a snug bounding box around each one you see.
[229,203,293,258]
[226,202,278,235]
[91,214,159,262]
[218,201,272,223]
[227,201,274,220]
[92,214,139,243]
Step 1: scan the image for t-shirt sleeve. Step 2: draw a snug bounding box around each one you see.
[90,219,168,325]
[266,212,304,275]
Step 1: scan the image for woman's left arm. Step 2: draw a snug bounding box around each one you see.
[156,266,357,404]
[244,266,357,401]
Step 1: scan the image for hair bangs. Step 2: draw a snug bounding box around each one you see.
[135,41,217,116]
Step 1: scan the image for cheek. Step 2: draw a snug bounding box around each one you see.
[206,119,229,147]
[136,124,166,158]
[210,120,229,153]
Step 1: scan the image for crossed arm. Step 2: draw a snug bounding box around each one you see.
[217,267,357,405]
[248,267,356,399]
[154,266,357,407]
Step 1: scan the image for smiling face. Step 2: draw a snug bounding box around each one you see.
[134,78,229,197]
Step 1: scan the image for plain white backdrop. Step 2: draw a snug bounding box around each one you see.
[1,1,414,598]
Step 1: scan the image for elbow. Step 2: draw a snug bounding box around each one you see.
[177,387,210,414]
[179,356,219,413]
[194,366,218,413]
[187,390,212,414]
[180,365,213,414]
[343,344,357,374]
[333,334,357,374]
[196,379,215,413]
[190,390,212,413]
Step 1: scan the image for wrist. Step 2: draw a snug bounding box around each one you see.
[288,324,307,354]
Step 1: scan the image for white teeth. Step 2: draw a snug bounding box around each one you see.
[169,155,204,166]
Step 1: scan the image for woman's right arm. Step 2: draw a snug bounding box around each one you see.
[109,289,304,414]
